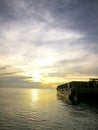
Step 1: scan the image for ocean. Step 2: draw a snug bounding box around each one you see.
[0,88,98,130]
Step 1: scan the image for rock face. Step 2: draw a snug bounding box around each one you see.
[57,79,98,104]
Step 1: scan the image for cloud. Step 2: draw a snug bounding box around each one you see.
[0,0,98,88]
[0,75,43,88]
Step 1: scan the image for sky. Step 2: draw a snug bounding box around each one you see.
[0,0,98,88]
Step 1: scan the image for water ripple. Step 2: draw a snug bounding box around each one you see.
[0,88,98,130]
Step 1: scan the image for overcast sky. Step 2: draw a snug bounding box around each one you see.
[0,0,98,88]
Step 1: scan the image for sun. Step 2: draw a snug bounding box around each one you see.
[32,72,40,82]
[33,75,40,82]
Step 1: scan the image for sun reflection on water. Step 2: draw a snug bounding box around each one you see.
[32,89,39,104]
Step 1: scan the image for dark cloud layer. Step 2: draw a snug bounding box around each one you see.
[0,0,98,32]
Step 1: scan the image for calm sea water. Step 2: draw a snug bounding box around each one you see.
[0,88,98,130]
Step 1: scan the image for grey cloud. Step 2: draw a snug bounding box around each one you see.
[49,0,98,35]
[1,0,98,32]
[71,66,98,76]
[0,75,44,88]
[0,71,20,77]
[45,72,67,78]
[0,0,46,25]
[53,51,98,76]
[0,65,10,70]
[1,0,98,41]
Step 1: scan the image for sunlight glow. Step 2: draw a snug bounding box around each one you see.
[29,72,40,82]
[33,75,40,82]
